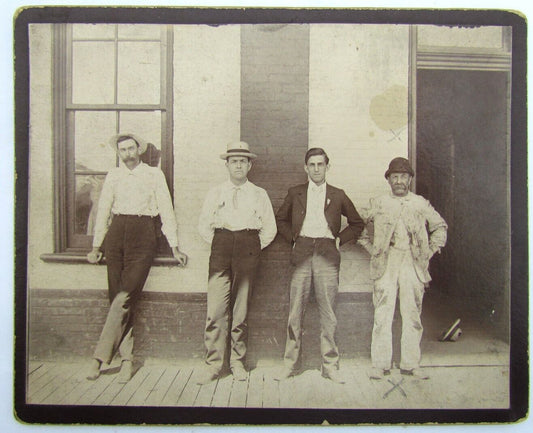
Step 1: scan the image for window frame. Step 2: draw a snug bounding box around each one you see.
[49,23,174,257]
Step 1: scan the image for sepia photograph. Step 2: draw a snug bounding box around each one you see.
[13,5,528,426]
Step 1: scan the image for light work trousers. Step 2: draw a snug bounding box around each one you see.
[283,237,341,374]
[371,246,425,371]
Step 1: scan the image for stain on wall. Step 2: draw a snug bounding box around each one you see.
[369,84,408,133]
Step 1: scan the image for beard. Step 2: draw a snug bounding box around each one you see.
[392,185,408,195]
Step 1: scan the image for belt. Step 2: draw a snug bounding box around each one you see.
[298,236,335,241]
[215,228,259,234]
[113,213,155,218]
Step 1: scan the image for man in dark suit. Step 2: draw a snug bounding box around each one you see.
[275,147,364,383]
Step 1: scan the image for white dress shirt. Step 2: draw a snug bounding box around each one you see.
[299,181,334,239]
[92,162,179,248]
[198,180,277,249]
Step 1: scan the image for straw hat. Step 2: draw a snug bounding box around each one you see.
[108,133,148,155]
[219,141,257,160]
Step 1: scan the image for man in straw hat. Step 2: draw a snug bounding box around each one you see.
[86,133,188,382]
[359,157,447,380]
[197,141,276,384]
[274,147,365,384]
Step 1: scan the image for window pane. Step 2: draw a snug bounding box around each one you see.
[119,111,161,147]
[74,174,106,235]
[118,24,162,40]
[417,25,504,49]
[72,41,115,104]
[119,111,162,167]
[75,111,117,171]
[72,24,116,40]
[117,41,161,104]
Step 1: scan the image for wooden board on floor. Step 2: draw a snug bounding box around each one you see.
[211,375,233,408]
[159,368,192,406]
[127,366,166,406]
[37,364,81,405]
[23,362,510,410]
[262,373,280,408]
[144,366,181,407]
[176,370,201,406]
[74,372,117,405]
[109,367,150,406]
[246,368,264,408]
[228,375,249,407]
[27,363,58,399]
[92,376,127,406]
[28,361,44,375]
[194,377,218,407]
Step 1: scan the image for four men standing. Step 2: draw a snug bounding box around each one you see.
[87,135,446,385]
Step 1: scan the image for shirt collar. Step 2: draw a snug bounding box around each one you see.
[308,181,326,194]
[226,179,250,190]
[389,191,412,201]
[120,161,147,174]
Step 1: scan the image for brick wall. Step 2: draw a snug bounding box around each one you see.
[241,23,310,208]
[28,289,372,364]
[239,24,311,356]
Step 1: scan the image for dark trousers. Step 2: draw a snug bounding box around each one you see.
[93,215,157,364]
[204,229,261,372]
[283,237,341,373]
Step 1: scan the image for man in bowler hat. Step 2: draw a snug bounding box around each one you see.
[359,157,447,380]
[197,141,276,384]
[275,147,364,383]
[86,133,188,382]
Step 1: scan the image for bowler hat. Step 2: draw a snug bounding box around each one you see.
[384,157,415,179]
[108,133,148,155]
[220,141,257,160]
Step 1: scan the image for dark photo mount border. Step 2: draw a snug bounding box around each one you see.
[13,6,528,425]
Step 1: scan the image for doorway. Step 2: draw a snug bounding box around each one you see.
[416,69,510,343]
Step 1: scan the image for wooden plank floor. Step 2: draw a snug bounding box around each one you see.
[26,360,510,409]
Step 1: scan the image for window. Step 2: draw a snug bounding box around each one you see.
[51,24,174,256]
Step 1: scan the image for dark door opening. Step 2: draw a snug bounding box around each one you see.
[416,69,510,342]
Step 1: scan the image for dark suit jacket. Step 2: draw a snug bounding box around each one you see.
[276,183,364,246]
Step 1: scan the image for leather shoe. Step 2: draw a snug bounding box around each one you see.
[321,368,346,384]
[117,360,133,383]
[196,368,220,385]
[368,367,391,380]
[86,359,101,381]
[231,365,248,381]
[273,367,295,381]
[400,368,429,380]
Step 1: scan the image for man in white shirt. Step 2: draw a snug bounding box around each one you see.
[197,141,276,384]
[275,148,364,383]
[86,133,188,382]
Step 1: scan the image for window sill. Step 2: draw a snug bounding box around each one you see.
[39,253,180,267]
